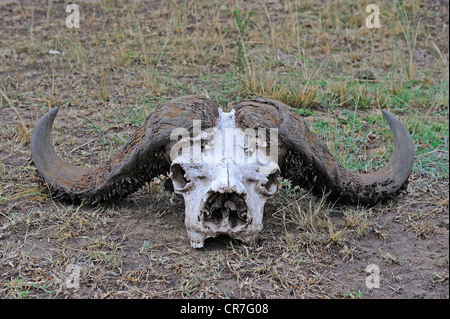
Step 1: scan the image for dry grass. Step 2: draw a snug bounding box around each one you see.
[0,0,448,299]
[242,69,320,108]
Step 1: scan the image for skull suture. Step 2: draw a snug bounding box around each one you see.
[169,109,279,248]
[30,95,415,249]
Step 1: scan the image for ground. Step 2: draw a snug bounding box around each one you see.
[0,0,448,299]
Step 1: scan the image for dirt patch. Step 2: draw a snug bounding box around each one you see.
[0,0,448,299]
[1,171,447,299]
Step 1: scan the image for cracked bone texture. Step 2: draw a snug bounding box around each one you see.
[31,95,414,249]
[170,109,280,248]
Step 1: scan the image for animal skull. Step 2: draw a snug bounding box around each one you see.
[30,95,415,248]
[169,109,280,248]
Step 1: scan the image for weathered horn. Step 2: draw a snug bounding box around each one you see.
[31,95,219,203]
[234,98,415,204]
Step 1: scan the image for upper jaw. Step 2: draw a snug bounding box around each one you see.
[185,191,264,249]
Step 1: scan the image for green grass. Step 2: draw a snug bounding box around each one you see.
[0,0,448,299]
[248,75,448,180]
[306,104,449,180]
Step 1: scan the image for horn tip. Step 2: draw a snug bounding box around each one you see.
[49,107,59,117]
[381,109,392,118]
[381,109,399,127]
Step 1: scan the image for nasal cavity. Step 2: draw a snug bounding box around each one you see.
[203,192,248,230]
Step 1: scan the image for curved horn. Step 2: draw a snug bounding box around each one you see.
[31,95,219,203]
[234,98,415,204]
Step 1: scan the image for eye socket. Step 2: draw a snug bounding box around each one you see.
[261,172,279,194]
[171,164,190,189]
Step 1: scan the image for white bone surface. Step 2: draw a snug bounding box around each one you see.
[170,108,280,248]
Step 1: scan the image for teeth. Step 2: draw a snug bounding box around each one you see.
[203,209,211,219]
[238,211,247,220]
[224,200,236,211]
[190,240,204,249]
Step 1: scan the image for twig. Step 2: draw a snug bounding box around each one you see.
[416,149,448,158]
[69,139,96,154]
[0,87,30,141]
[425,39,449,84]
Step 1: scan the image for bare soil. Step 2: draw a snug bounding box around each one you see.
[0,0,448,299]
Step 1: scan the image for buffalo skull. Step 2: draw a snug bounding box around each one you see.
[31,96,415,248]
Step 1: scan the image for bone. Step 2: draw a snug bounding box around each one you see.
[224,200,236,211]
[238,211,247,220]
[172,108,280,248]
[31,94,412,249]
